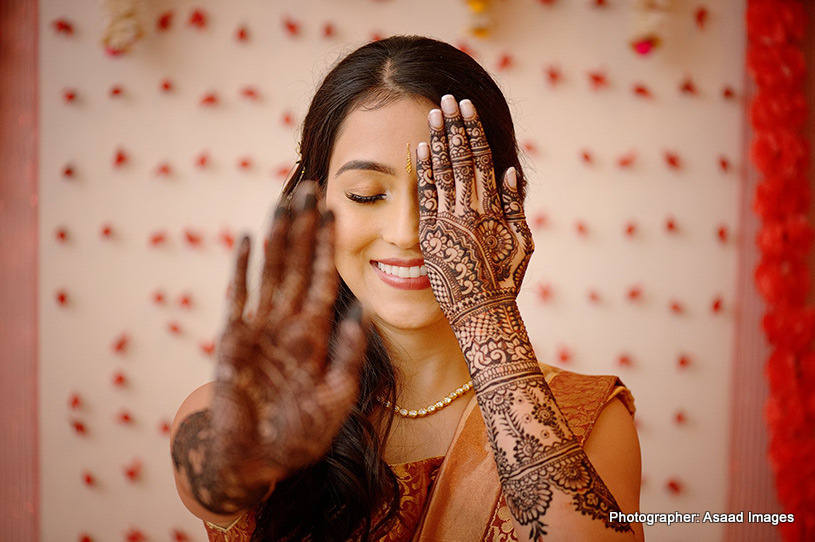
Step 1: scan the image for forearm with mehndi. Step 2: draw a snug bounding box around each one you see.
[453,302,633,539]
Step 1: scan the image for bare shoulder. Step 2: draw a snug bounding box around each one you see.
[170,382,247,528]
[172,381,217,432]
[583,397,644,540]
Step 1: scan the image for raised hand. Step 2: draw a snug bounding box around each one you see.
[172,182,367,515]
[416,95,533,329]
[416,97,633,541]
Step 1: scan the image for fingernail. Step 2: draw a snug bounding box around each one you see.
[441,94,457,115]
[303,191,317,210]
[429,109,443,128]
[347,301,363,323]
[321,209,335,225]
[460,99,475,118]
[417,142,429,160]
[274,203,289,219]
[505,167,517,189]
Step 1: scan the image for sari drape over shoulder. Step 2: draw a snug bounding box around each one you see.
[203,367,635,542]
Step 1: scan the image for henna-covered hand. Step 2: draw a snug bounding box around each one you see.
[172,182,367,515]
[417,97,633,540]
[416,95,533,329]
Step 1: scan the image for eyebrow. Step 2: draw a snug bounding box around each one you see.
[334,160,397,177]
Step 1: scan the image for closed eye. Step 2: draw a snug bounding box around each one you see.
[345,192,385,204]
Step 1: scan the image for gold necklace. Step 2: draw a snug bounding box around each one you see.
[377,380,474,419]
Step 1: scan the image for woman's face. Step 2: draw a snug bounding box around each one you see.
[325,97,445,331]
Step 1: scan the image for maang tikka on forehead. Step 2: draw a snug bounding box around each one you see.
[405,143,412,174]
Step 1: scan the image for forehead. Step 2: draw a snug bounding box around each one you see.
[330,97,434,167]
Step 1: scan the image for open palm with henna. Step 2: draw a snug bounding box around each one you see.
[416,95,533,330]
[172,183,367,516]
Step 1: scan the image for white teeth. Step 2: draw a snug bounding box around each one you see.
[377,262,427,278]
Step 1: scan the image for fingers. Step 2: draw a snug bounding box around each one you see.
[277,182,320,316]
[429,109,456,214]
[303,209,339,325]
[228,236,251,323]
[255,204,290,323]
[440,95,476,216]
[317,304,367,413]
[501,167,526,221]
[416,142,437,221]
[460,99,501,216]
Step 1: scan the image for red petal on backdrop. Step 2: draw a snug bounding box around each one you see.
[240,86,260,100]
[617,151,637,168]
[588,70,608,90]
[633,83,652,98]
[125,528,146,542]
[283,16,301,36]
[664,151,681,169]
[680,77,698,95]
[183,229,203,247]
[71,420,87,436]
[196,151,210,168]
[545,65,562,86]
[200,92,218,106]
[124,459,142,482]
[694,6,709,29]
[200,341,216,356]
[52,18,74,35]
[666,478,684,495]
[536,283,553,302]
[113,148,128,168]
[617,354,633,367]
[557,347,572,364]
[157,11,173,31]
[112,333,129,354]
[56,289,68,306]
[149,231,167,246]
[497,53,514,71]
[188,9,207,29]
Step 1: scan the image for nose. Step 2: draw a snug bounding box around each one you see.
[382,184,420,249]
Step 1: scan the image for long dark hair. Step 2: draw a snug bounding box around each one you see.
[253,35,524,541]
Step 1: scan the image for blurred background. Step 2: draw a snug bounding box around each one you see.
[2,0,813,541]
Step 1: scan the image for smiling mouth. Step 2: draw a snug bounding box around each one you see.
[376,262,428,278]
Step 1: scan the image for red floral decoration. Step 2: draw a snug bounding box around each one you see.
[747,2,814,539]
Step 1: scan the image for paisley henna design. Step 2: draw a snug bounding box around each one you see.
[418,96,631,539]
[171,182,367,515]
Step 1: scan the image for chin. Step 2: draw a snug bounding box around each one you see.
[369,301,447,331]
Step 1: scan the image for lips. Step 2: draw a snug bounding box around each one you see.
[371,259,431,290]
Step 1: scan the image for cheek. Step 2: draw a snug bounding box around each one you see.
[331,209,373,274]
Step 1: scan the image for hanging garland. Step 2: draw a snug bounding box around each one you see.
[102,0,144,56]
[746,1,815,540]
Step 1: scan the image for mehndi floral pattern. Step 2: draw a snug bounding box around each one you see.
[417,96,631,539]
